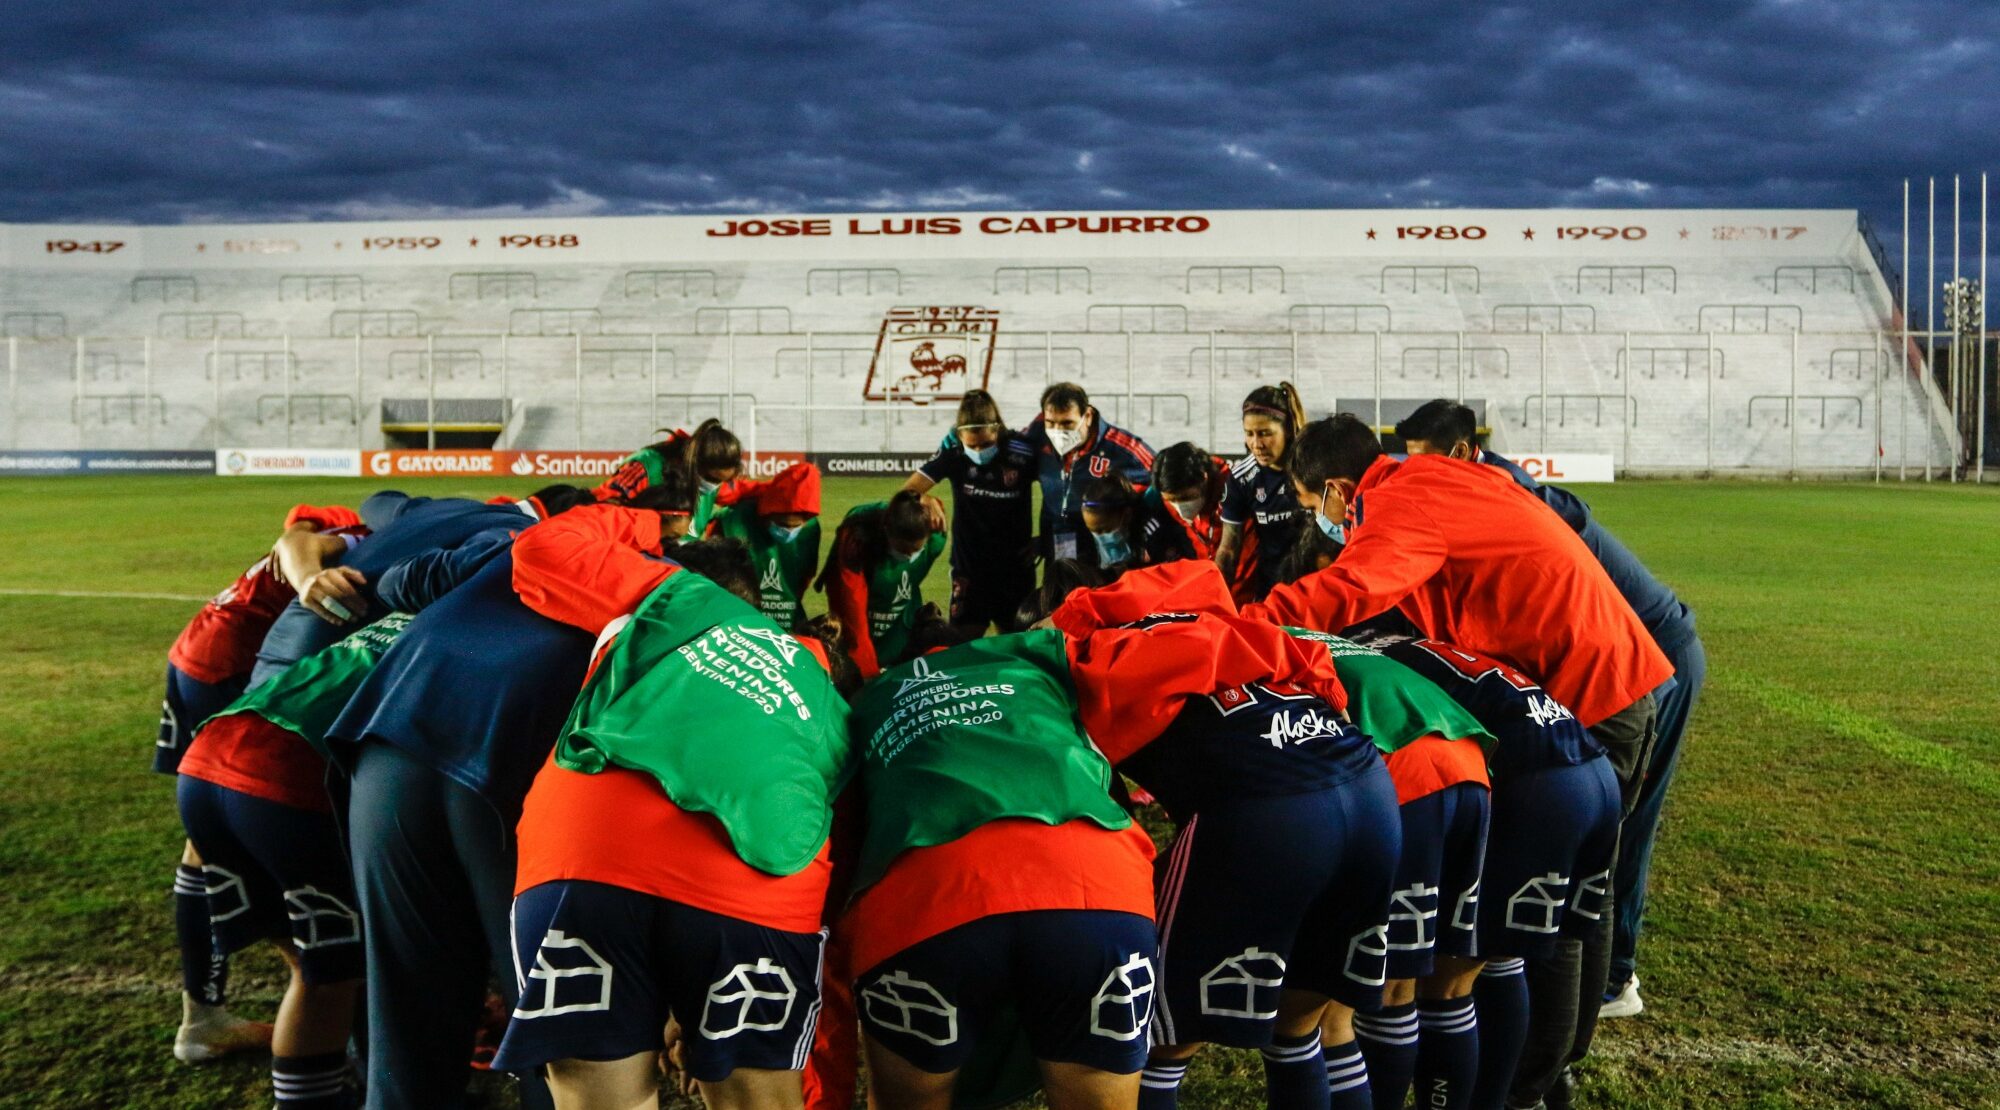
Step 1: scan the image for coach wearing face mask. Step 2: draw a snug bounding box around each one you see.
[1023,382,1155,576]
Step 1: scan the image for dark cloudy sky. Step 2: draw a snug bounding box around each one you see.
[4,0,1995,247]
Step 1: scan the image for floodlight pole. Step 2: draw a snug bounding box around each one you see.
[1953,175,1962,480]
[1928,177,1936,480]
[1902,179,1910,479]
[1981,172,1989,483]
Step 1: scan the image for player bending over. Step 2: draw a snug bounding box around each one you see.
[1050,562,1403,1110]
[159,502,359,1064]
[490,504,857,1110]
[177,613,412,1108]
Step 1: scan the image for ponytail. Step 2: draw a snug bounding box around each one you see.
[1242,381,1308,469]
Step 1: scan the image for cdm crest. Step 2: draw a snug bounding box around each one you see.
[864,306,1000,403]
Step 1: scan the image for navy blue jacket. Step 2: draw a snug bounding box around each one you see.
[1479,452,1697,658]
[249,494,539,686]
[325,550,593,817]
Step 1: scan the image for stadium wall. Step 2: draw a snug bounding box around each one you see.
[0,208,1960,477]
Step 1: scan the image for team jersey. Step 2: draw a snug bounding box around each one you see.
[1022,414,1155,563]
[168,503,362,685]
[592,435,757,531]
[820,502,947,677]
[917,430,1037,578]
[509,504,855,878]
[1220,456,1306,598]
[1245,454,1673,728]
[1356,632,1603,778]
[183,612,413,811]
[1284,629,1494,804]
[711,505,820,630]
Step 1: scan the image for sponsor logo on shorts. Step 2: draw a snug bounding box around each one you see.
[156,699,179,750]
[201,864,252,923]
[1259,706,1346,749]
[1343,925,1390,987]
[1450,879,1480,933]
[1090,954,1157,1041]
[701,959,798,1040]
[1387,882,1441,952]
[860,970,959,1046]
[284,887,360,950]
[1505,872,1572,934]
[513,929,614,1019]
[1199,947,1287,1020]
[1568,868,1612,922]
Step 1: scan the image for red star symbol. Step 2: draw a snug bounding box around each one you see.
[195,243,206,252]
[333,241,343,249]
[1522,228,1536,240]
[1365,229,1377,240]
[1678,228,1690,239]
[469,238,480,247]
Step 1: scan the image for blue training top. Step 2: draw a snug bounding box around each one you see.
[249,494,539,686]
[325,549,594,816]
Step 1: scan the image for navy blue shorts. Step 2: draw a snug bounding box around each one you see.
[156,665,244,775]
[855,910,1156,1076]
[1150,764,1402,1049]
[175,775,362,984]
[1385,782,1490,981]
[1477,756,1621,959]
[494,880,827,1082]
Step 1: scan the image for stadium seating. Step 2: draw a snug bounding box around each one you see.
[0,219,1957,474]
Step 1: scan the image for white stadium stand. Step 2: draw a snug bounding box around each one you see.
[0,209,1959,475]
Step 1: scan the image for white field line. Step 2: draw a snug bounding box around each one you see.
[0,587,207,603]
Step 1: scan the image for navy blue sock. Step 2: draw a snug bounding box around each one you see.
[1416,995,1480,1110]
[1139,1058,1190,1110]
[1354,1001,1419,1110]
[1323,1038,1373,1109]
[1472,958,1529,1110]
[174,864,225,1004]
[1263,1028,1329,1110]
[273,1050,354,1108]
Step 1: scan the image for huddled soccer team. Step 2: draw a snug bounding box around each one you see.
[153,383,1701,1110]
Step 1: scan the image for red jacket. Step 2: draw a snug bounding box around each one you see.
[1243,454,1671,728]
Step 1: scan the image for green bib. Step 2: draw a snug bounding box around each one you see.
[211,612,415,758]
[555,571,853,876]
[843,501,946,663]
[1285,628,1492,755]
[714,507,821,631]
[846,629,1131,891]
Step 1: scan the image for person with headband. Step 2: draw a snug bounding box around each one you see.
[595,418,753,535]
[899,390,1038,634]
[1215,383,1310,602]
[1023,382,1155,573]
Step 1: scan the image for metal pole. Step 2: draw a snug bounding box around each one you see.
[805,332,816,455]
[650,332,661,438]
[1455,329,1465,405]
[1902,180,1911,481]
[1126,330,1135,423]
[283,332,294,449]
[1874,328,1882,481]
[1980,171,1989,483]
[427,333,438,452]
[1789,328,1798,477]
[72,336,82,445]
[354,333,363,450]
[1538,330,1548,451]
[1929,178,1937,482]
[6,336,15,449]
[573,331,583,450]
[726,328,737,432]
[1953,174,1961,480]
[1705,330,1714,473]
[1207,330,1218,449]
[1373,330,1384,435]
[499,333,510,448]
[211,335,222,450]
[1622,329,1632,469]
[142,336,153,448]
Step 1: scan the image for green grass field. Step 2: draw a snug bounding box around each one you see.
[1,476,1997,1109]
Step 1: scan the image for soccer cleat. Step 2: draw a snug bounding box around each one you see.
[1598,974,1644,1019]
[174,1001,274,1065]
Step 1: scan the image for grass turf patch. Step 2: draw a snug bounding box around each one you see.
[0,475,1995,1107]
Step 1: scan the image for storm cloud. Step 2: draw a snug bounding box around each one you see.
[1,0,1993,241]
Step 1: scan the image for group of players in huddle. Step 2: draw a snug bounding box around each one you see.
[152,380,1703,1110]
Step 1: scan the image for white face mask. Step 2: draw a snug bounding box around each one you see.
[1048,426,1085,455]
[1169,497,1205,523]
